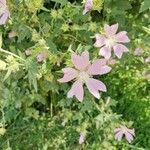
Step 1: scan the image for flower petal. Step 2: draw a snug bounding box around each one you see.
[67,80,84,102]
[0,9,10,25]
[104,23,118,36]
[126,128,135,136]
[79,132,85,144]
[114,128,121,133]
[83,0,93,15]
[115,131,123,141]
[99,46,111,59]
[125,131,134,143]
[94,34,106,47]
[71,51,89,71]
[86,78,106,99]
[115,31,130,43]
[0,0,6,6]
[113,44,129,59]
[87,59,111,75]
[58,68,78,83]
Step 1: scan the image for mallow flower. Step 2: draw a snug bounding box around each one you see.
[83,0,93,15]
[94,23,130,59]
[114,125,135,143]
[58,51,111,102]
[37,51,46,62]
[134,48,143,56]
[79,132,85,144]
[0,0,10,25]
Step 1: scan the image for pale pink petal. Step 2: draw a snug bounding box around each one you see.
[115,131,123,141]
[37,52,46,62]
[0,0,6,6]
[87,59,111,75]
[67,80,84,102]
[86,78,106,99]
[115,31,130,43]
[104,23,118,36]
[114,128,121,133]
[94,34,106,47]
[126,128,135,136]
[0,9,10,25]
[58,68,78,83]
[83,0,93,15]
[113,44,129,59]
[99,46,111,59]
[71,51,89,71]
[125,131,134,143]
[79,132,85,144]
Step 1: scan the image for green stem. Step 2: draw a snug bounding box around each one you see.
[62,34,87,45]
[0,48,25,62]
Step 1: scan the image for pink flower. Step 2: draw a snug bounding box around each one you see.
[58,51,111,102]
[114,126,135,143]
[94,23,130,59]
[79,132,85,144]
[134,48,143,56]
[37,52,46,62]
[0,0,10,25]
[83,0,93,15]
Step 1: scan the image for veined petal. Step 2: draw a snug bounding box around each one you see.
[79,132,85,144]
[58,68,78,83]
[99,46,111,59]
[125,131,134,143]
[67,80,84,102]
[0,9,9,25]
[113,44,129,59]
[71,51,89,71]
[115,31,130,43]
[83,0,93,15]
[114,128,121,133]
[126,128,135,136]
[86,78,106,99]
[87,59,111,75]
[94,34,106,47]
[115,131,123,141]
[104,23,118,36]
[0,0,6,6]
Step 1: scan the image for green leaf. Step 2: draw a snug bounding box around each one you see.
[26,58,38,92]
[51,0,68,6]
[3,69,12,81]
[0,33,2,48]
[140,0,150,12]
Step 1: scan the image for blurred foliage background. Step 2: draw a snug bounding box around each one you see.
[0,0,149,149]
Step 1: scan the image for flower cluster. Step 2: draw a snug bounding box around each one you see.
[94,24,130,59]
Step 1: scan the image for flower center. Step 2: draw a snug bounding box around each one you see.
[105,37,116,48]
[78,71,90,82]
